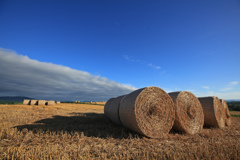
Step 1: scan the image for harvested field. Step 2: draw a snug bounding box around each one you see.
[0,103,240,159]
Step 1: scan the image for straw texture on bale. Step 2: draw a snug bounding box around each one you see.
[104,95,126,126]
[220,99,231,126]
[198,97,225,128]
[46,101,55,106]
[168,91,204,134]
[38,100,46,106]
[23,99,30,105]
[119,87,175,138]
[30,100,38,105]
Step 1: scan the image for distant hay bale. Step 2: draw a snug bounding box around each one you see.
[198,96,225,128]
[104,95,126,126]
[168,91,204,134]
[220,99,231,126]
[46,101,55,106]
[119,87,175,138]
[38,100,46,106]
[30,100,38,105]
[56,101,61,104]
[23,99,30,105]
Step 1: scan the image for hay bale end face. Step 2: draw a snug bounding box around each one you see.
[220,99,231,126]
[30,100,38,105]
[23,99,30,105]
[119,87,175,138]
[198,96,225,128]
[169,91,204,134]
[104,95,126,126]
[46,101,55,106]
[38,100,46,106]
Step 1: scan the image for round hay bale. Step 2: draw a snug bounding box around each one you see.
[30,100,38,105]
[198,96,225,128]
[168,91,204,134]
[56,101,61,104]
[220,99,231,126]
[38,100,46,106]
[104,95,126,126]
[46,101,55,106]
[23,99,30,105]
[119,87,175,138]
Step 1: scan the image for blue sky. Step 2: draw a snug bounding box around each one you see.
[0,0,240,100]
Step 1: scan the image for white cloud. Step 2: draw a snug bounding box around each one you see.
[0,48,137,101]
[202,86,210,89]
[230,81,238,85]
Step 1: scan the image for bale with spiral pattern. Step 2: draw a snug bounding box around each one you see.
[119,87,175,138]
[168,91,204,134]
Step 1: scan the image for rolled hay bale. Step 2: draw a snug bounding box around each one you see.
[38,100,46,106]
[30,100,38,105]
[56,101,61,104]
[23,99,30,105]
[168,91,204,134]
[119,87,175,138]
[220,99,231,126]
[104,95,126,126]
[46,101,55,106]
[198,96,225,128]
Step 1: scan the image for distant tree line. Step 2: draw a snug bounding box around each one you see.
[0,100,23,104]
[227,101,240,111]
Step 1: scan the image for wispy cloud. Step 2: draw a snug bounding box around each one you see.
[148,63,161,69]
[220,81,238,92]
[230,81,238,85]
[220,88,232,91]
[124,55,162,70]
[0,48,137,101]
[202,86,210,89]
[194,91,240,100]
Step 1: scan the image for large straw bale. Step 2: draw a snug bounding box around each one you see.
[56,101,61,104]
[30,100,38,105]
[119,87,175,138]
[169,91,204,134]
[220,99,231,126]
[23,99,30,105]
[38,100,46,106]
[104,95,126,126]
[46,101,55,106]
[198,96,225,128]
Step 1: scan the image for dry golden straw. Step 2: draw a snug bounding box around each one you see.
[198,96,225,128]
[119,87,175,138]
[168,91,204,134]
[104,95,126,125]
[220,99,231,126]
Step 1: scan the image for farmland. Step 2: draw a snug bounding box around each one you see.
[0,103,240,159]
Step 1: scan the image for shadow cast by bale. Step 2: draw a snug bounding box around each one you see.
[15,112,142,139]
